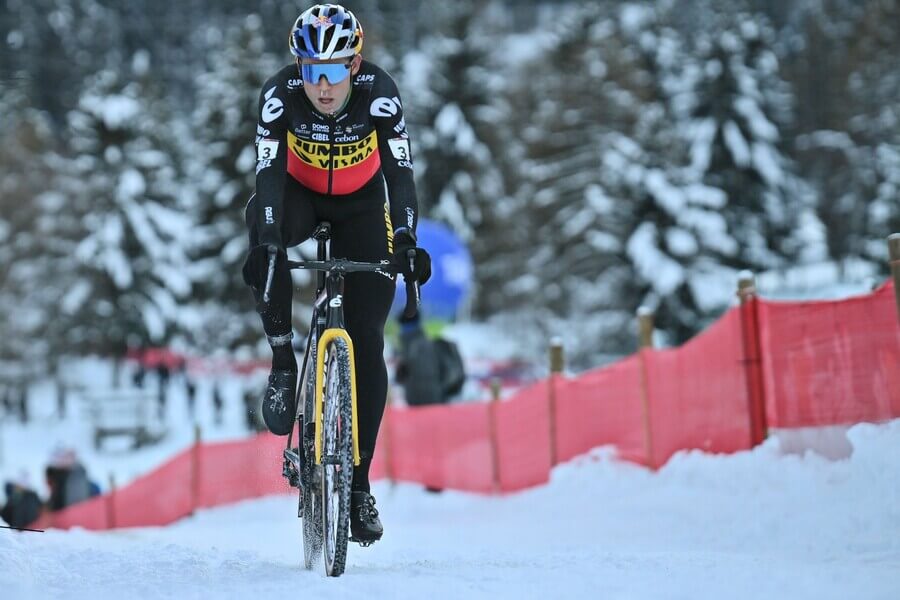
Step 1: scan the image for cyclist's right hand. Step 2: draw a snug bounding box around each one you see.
[242,243,286,291]
[392,228,432,285]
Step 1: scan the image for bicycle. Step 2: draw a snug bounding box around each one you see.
[262,221,419,577]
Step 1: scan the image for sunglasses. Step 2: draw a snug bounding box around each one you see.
[300,61,352,85]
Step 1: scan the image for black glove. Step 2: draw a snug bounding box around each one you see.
[242,243,286,290]
[393,228,431,285]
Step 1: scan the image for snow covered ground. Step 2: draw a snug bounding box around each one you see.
[2,420,898,599]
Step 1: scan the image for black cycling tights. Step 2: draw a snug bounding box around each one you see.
[246,178,396,493]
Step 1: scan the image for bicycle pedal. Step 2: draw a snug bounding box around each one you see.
[350,536,378,548]
[283,448,302,468]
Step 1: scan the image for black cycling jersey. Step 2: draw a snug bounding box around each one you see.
[246,59,419,493]
[253,60,418,246]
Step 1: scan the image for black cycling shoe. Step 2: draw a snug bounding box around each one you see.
[349,491,383,545]
[262,369,297,436]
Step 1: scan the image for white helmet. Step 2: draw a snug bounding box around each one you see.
[289,4,364,60]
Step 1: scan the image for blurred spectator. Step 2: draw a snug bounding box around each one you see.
[132,345,147,388]
[1,386,10,418]
[1,472,43,529]
[395,315,466,406]
[17,384,29,424]
[212,384,224,426]
[156,362,170,419]
[44,447,100,512]
[243,387,265,433]
[185,376,197,418]
[395,313,466,406]
[0,385,35,424]
[395,313,443,406]
[56,379,67,419]
[133,364,146,388]
[174,355,188,379]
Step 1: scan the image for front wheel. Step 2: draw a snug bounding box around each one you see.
[320,337,354,577]
[300,335,322,570]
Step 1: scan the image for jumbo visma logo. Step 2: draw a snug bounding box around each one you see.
[289,130,377,170]
[286,129,382,195]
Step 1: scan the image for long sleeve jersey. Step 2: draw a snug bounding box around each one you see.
[253,60,419,245]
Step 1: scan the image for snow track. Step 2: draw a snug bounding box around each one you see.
[2,421,898,599]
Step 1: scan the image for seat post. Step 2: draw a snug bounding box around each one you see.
[313,222,331,292]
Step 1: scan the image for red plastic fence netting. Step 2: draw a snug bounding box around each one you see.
[196,435,287,509]
[493,380,552,492]
[554,355,647,465]
[39,494,109,531]
[758,281,900,428]
[643,308,755,467]
[30,279,900,532]
[384,402,494,492]
[113,452,194,528]
[33,451,195,531]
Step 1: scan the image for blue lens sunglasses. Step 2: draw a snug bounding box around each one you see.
[300,61,352,85]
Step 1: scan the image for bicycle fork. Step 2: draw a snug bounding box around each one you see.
[313,328,361,467]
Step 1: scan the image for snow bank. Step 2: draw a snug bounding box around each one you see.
[1,421,897,599]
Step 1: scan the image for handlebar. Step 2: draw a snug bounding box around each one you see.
[262,253,420,319]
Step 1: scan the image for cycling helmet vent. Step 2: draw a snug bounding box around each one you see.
[289,4,364,60]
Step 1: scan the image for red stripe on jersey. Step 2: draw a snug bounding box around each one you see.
[287,131,382,195]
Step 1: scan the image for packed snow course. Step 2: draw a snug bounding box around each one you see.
[1,420,898,599]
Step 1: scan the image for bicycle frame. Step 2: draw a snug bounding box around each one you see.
[287,222,418,468]
[292,227,359,465]
[271,221,419,573]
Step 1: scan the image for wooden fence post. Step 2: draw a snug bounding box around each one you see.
[191,424,202,514]
[889,234,900,320]
[106,473,116,529]
[547,338,564,467]
[488,377,502,493]
[737,271,768,446]
[636,307,655,468]
[638,306,654,349]
[737,271,757,302]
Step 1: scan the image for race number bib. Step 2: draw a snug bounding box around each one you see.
[257,139,279,161]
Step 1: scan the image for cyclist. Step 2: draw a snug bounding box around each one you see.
[241,4,430,544]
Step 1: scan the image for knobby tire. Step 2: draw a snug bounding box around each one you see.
[300,335,323,570]
[321,338,353,577]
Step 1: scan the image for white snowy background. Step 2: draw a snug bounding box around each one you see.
[1,1,899,597]
[3,0,897,374]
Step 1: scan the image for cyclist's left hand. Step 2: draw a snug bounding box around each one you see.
[393,229,431,285]
[242,243,286,291]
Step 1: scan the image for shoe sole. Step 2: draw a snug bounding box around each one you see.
[349,535,381,547]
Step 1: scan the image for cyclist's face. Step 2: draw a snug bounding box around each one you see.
[300,55,361,115]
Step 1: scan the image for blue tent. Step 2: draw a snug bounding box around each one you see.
[392,219,473,321]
